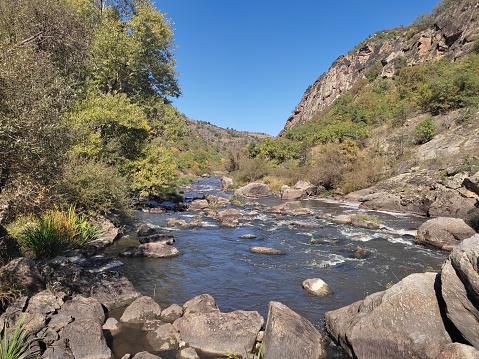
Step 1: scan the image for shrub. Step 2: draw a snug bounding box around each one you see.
[14,207,98,259]
[414,117,436,144]
[58,156,131,216]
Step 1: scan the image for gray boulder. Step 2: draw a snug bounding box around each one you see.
[160,304,183,323]
[120,296,161,324]
[262,301,326,359]
[293,180,317,195]
[146,323,179,351]
[58,295,105,325]
[61,318,112,359]
[325,273,451,359]
[221,176,234,190]
[437,343,479,359]
[90,275,142,311]
[234,183,272,198]
[0,257,45,293]
[174,309,263,358]
[119,242,179,258]
[188,199,209,211]
[280,187,304,201]
[182,294,219,317]
[416,217,476,251]
[441,235,479,348]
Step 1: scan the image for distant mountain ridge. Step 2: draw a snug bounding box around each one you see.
[283,0,479,133]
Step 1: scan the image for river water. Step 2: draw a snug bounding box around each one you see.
[104,176,448,358]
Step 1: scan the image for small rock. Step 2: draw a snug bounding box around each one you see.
[120,296,161,324]
[249,246,284,255]
[102,318,120,332]
[240,234,257,239]
[160,304,183,323]
[302,278,332,296]
[146,323,179,351]
[176,347,200,359]
[133,351,162,359]
[136,224,157,237]
[119,242,180,258]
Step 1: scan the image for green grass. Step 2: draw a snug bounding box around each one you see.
[0,316,40,359]
[14,206,98,259]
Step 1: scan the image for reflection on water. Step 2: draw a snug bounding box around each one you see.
[104,177,448,358]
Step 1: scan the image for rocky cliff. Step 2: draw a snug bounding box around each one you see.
[283,0,479,133]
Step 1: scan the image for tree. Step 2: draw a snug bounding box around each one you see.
[88,0,181,101]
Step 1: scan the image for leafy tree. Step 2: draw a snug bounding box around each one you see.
[88,0,181,101]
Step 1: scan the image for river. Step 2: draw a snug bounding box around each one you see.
[104,176,448,358]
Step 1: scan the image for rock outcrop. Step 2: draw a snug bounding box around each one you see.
[282,0,479,132]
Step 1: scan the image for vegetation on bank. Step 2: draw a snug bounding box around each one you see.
[228,51,479,193]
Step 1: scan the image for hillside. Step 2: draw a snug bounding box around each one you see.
[283,0,479,132]
[186,117,270,153]
[228,0,479,223]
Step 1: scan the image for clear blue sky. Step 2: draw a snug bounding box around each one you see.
[155,0,440,136]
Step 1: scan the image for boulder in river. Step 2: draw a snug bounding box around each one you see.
[138,233,175,245]
[250,246,284,255]
[416,217,476,251]
[302,278,332,296]
[119,242,179,258]
[221,176,234,190]
[234,183,272,198]
[325,272,452,359]
[262,301,326,359]
[441,235,479,348]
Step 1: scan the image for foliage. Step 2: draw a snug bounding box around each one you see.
[414,117,436,144]
[14,207,98,259]
[57,156,131,215]
[130,142,178,197]
[0,316,40,359]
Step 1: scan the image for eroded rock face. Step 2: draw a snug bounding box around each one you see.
[262,301,326,359]
[282,0,479,133]
[416,217,476,251]
[437,343,479,359]
[441,235,479,348]
[325,273,452,359]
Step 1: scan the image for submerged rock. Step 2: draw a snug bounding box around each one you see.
[249,246,284,255]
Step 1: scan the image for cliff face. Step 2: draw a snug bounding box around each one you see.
[282,0,479,133]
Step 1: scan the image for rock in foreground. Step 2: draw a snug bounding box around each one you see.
[262,301,326,359]
[416,217,476,251]
[325,272,452,359]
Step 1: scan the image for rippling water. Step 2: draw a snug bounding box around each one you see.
[104,177,448,358]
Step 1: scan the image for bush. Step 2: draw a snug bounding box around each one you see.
[58,156,131,216]
[14,207,98,259]
[414,117,436,144]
